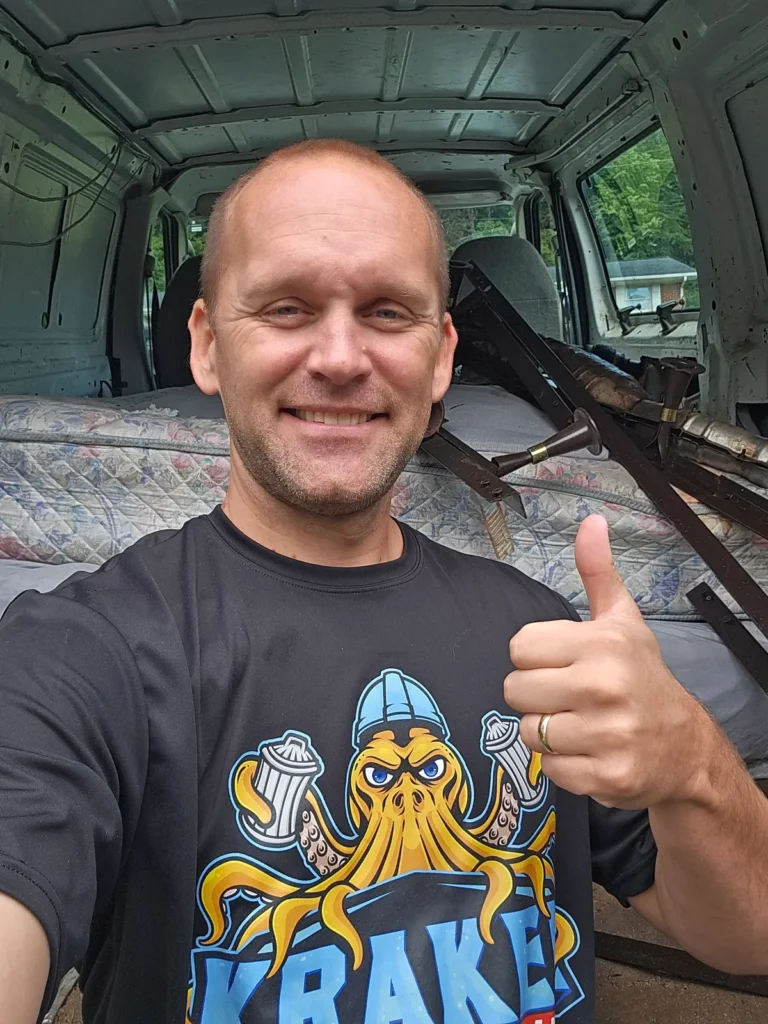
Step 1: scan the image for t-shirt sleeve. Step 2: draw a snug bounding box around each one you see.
[589,801,657,904]
[0,589,147,1013]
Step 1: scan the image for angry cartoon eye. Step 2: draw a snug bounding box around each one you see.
[417,757,446,782]
[364,764,395,787]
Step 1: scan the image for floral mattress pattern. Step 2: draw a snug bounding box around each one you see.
[0,395,766,620]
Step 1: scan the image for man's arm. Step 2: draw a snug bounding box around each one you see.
[0,587,147,1019]
[506,514,768,975]
[0,893,50,1024]
[629,713,768,974]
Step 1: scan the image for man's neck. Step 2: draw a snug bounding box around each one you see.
[222,468,403,568]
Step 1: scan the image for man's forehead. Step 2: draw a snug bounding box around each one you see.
[230,157,427,236]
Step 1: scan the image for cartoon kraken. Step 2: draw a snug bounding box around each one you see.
[196,670,570,980]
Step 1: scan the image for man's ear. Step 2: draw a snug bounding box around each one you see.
[188,298,220,396]
[431,313,459,404]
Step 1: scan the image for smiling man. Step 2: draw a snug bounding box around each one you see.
[1,140,767,1024]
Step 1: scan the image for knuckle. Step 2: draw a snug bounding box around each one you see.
[599,624,633,656]
[603,759,637,801]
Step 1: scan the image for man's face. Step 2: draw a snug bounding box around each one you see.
[189,159,457,517]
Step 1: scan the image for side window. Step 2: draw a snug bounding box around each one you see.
[525,191,573,344]
[581,128,700,319]
[438,205,516,253]
[143,217,169,374]
[187,216,208,256]
[538,198,558,273]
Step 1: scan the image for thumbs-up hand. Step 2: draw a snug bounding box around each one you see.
[506,514,712,809]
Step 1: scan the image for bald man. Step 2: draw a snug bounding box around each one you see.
[1,140,766,1024]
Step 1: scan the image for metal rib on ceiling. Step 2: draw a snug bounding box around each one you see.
[0,1,660,168]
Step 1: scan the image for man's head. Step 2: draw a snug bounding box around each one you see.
[189,139,457,518]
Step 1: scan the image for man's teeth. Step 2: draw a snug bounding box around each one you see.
[293,410,375,425]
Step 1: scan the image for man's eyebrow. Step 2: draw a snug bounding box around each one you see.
[238,271,434,308]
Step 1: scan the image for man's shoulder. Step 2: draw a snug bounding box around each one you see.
[409,524,578,623]
[14,513,215,626]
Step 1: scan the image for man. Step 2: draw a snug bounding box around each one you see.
[0,139,766,1024]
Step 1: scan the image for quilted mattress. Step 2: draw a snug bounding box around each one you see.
[0,388,766,621]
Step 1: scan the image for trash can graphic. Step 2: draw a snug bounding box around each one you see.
[248,731,322,847]
[481,713,546,808]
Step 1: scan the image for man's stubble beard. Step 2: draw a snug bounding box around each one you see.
[228,409,430,518]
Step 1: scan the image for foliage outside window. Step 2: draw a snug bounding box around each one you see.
[538,199,557,269]
[438,205,516,254]
[149,218,167,295]
[581,128,700,314]
[143,218,168,371]
[186,209,519,266]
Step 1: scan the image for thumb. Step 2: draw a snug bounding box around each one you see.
[575,514,640,621]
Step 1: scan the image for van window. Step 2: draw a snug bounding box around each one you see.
[581,128,700,316]
[538,199,558,272]
[185,207,518,262]
[187,217,207,257]
[438,205,516,253]
[143,217,169,373]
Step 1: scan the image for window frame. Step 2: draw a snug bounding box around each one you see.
[576,124,700,330]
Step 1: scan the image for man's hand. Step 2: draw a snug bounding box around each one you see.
[505,513,714,809]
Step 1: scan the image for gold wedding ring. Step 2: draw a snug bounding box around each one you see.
[538,713,555,755]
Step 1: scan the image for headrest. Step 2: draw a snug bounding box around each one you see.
[153,255,202,389]
[452,236,563,341]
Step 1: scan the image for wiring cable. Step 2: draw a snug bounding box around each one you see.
[0,148,146,247]
[0,143,120,202]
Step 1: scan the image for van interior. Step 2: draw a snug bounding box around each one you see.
[0,0,767,1020]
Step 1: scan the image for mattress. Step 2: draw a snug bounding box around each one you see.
[0,388,766,621]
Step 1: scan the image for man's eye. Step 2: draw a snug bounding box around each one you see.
[417,757,446,782]
[363,765,394,787]
[272,305,302,317]
[373,308,405,321]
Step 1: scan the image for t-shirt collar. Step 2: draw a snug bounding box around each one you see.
[206,505,422,592]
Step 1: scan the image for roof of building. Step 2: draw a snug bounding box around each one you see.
[606,257,697,279]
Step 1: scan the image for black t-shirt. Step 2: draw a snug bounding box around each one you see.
[0,509,656,1024]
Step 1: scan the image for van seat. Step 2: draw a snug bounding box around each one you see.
[452,236,563,342]
[154,255,201,389]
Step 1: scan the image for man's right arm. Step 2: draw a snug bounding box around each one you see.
[0,893,49,1024]
[0,586,147,1020]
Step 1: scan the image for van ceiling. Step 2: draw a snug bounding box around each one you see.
[0,0,661,183]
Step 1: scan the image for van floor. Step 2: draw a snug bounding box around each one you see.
[53,894,768,1023]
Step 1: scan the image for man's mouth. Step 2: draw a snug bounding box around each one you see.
[286,409,383,426]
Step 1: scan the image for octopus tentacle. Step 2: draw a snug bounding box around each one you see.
[234,903,274,952]
[468,766,505,839]
[528,809,556,860]
[511,852,550,919]
[321,883,364,970]
[266,895,320,977]
[199,859,296,946]
[232,760,273,826]
[304,790,356,859]
[476,858,515,944]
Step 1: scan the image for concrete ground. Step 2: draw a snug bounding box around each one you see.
[54,891,768,1022]
[594,885,767,1023]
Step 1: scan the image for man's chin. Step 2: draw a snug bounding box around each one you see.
[278,479,391,518]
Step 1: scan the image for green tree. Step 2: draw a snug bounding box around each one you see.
[149,220,166,292]
[439,204,516,253]
[587,129,696,268]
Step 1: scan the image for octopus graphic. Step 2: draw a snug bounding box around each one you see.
[195,670,574,983]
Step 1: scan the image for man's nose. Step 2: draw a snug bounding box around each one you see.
[305,309,373,385]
